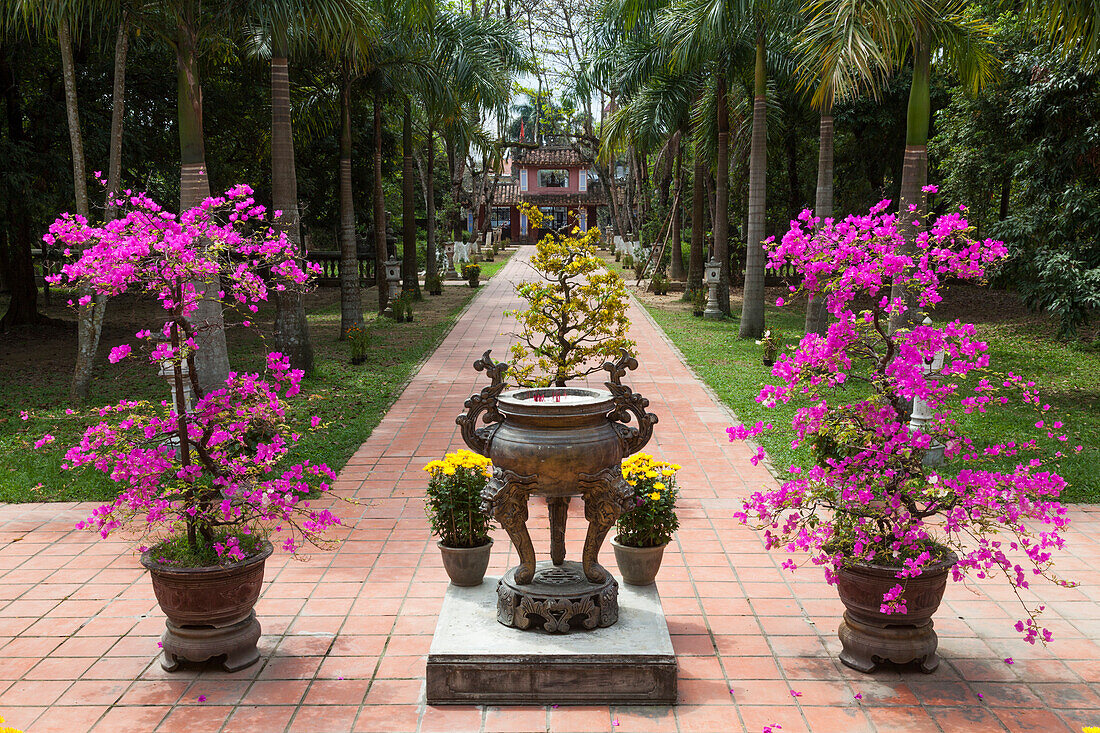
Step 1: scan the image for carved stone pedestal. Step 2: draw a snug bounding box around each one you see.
[159,611,261,672]
[427,574,676,705]
[838,611,940,674]
[497,560,617,632]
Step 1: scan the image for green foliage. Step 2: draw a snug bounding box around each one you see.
[150,529,266,568]
[509,204,636,387]
[615,453,681,548]
[425,272,443,294]
[462,262,481,287]
[691,288,707,314]
[933,11,1100,337]
[642,293,1100,502]
[651,272,669,295]
[423,450,493,548]
[622,253,634,269]
[347,324,369,363]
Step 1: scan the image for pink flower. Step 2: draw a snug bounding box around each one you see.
[108,344,131,363]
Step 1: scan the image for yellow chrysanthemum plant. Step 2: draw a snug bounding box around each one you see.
[615,453,681,548]
[0,715,23,733]
[423,449,494,548]
[509,203,636,387]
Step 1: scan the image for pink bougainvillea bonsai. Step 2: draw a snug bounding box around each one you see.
[41,186,340,566]
[730,192,1078,645]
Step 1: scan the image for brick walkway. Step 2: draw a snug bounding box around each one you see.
[1,246,1099,733]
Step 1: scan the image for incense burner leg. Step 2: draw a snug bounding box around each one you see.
[579,469,628,584]
[483,470,537,584]
[548,496,570,566]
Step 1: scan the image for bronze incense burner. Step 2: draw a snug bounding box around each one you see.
[456,350,658,631]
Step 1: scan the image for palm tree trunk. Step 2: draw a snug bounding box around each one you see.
[401,96,420,299]
[176,14,229,396]
[805,102,833,337]
[73,11,127,398]
[425,125,438,279]
[338,69,360,338]
[739,34,768,338]
[889,38,931,334]
[670,131,684,280]
[105,14,128,221]
[270,32,314,374]
[688,147,705,294]
[715,75,730,315]
[60,18,103,401]
[59,20,88,219]
[373,93,388,313]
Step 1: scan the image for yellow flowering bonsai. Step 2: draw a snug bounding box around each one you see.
[509,203,635,387]
[424,450,494,548]
[615,453,681,547]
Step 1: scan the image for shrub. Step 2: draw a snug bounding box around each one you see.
[510,204,635,386]
[423,450,493,547]
[616,453,681,547]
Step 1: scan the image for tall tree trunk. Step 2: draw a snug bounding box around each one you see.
[401,97,420,299]
[739,34,768,338]
[338,69,360,337]
[176,15,229,396]
[805,103,833,336]
[270,33,314,373]
[60,18,105,400]
[670,132,684,280]
[425,126,438,279]
[59,20,88,218]
[889,38,930,334]
[104,15,128,221]
[373,93,388,312]
[72,11,123,395]
[688,147,705,294]
[714,75,730,315]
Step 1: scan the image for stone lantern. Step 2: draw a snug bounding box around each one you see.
[703,257,722,320]
[384,256,401,313]
[909,315,946,466]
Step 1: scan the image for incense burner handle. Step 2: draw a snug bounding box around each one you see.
[602,349,658,457]
[456,350,509,456]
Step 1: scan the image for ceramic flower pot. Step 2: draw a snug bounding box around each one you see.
[835,551,957,674]
[611,537,667,586]
[141,540,273,672]
[438,538,493,586]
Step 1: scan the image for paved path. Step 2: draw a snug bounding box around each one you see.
[1,245,1099,732]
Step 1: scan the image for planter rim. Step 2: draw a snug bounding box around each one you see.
[140,539,273,576]
[498,387,615,417]
[839,549,959,576]
[611,537,669,550]
[436,537,493,551]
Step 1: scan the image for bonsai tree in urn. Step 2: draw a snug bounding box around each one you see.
[509,203,634,387]
[729,194,1078,673]
[38,186,342,671]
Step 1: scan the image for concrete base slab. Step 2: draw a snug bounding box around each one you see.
[426,574,677,705]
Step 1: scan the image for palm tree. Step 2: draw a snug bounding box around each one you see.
[796,0,890,335]
[799,1,996,332]
[417,11,525,283]
[1027,0,1100,68]
[244,0,358,372]
[661,0,797,325]
[5,0,132,399]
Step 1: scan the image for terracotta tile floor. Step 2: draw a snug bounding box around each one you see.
[2,247,1099,732]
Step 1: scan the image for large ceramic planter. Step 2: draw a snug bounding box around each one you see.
[438,539,493,587]
[141,540,272,672]
[835,551,957,674]
[611,538,667,586]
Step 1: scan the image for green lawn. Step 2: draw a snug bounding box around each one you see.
[1,283,480,504]
[642,292,1100,503]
